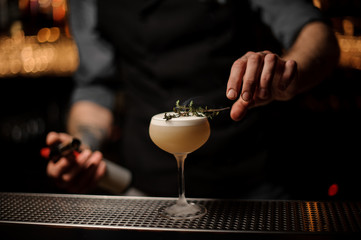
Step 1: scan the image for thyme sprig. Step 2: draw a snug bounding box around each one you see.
[164,100,230,120]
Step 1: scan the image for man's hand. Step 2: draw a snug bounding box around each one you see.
[226,51,297,121]
[45,131,106,193]
[226,22,340,122]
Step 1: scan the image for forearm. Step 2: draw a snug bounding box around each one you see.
[67,101,114,150]
[283,21,340,98]
[67,101,132,194]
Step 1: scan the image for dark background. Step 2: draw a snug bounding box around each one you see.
[1,0,361,200]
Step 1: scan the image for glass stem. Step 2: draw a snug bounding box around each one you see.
[174,153,188,206]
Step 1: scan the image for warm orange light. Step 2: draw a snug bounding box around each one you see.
[51,0,64,8]
[18,0,29,10]
[313,0,321,9]
[52,0,66,22]
[38,0,51,8]
[0,34,78,77]
[337,33,361,70]
[37,27,60,43]
[48,27,60,42]
[342,18,354,36]
[37,28,51,43]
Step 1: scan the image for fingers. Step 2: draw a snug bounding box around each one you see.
[61,149,92,183]
[69,151,105,193]
[65,151,104,190]
[227,51,270,102]
[46,146,106,193]
[279,60,297,91]
[230,98,251,122]
[227,51,266,121]
[74,158,106,193]
[227,51,298,121]
[47,156,72,180]
[258,53,277,100]
[227,56,247,100]
[241,52,263,102]
[46,131,72,146]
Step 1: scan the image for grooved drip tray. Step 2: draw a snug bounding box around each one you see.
[1,192,361,239]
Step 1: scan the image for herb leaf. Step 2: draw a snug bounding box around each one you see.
[164,100,230,120]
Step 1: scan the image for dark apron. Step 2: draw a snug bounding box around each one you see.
[97,0,280,198]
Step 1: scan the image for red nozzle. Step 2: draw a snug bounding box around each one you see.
[40,147,51,159]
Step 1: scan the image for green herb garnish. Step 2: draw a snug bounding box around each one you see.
[164,100,230,120]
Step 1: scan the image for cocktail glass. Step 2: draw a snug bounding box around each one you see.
[149,113,210,219]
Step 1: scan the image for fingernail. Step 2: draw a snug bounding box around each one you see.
[227,89,237,100]
[242,91,251,102]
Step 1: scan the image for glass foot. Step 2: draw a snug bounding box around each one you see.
[159,202,207,220]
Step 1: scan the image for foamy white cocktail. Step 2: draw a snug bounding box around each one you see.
[149,112,210,219]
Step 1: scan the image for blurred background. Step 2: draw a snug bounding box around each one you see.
[0,0,76,193]
[0,0,360,200]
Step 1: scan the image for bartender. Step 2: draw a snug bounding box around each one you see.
[45,0,339,198]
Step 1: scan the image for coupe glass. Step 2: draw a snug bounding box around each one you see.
[149,112,210,219]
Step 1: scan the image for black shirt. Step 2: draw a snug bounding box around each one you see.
[68,0,323,198]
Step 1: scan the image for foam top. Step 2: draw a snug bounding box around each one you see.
[150,112,208,126]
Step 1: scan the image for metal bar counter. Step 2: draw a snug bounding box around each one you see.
[1,192,360,239]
